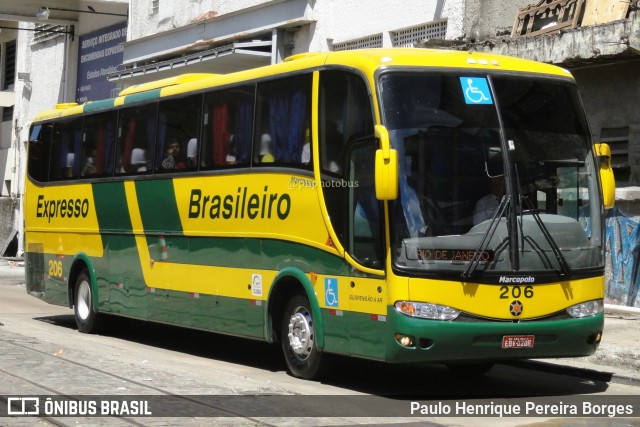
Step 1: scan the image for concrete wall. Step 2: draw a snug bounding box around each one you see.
[10,30,70,258]
[127,0,467,54]
[318,0,450,46]
[128,0,267,40]
[451,0,533,41]
[587,62,640,307]
[0,197,17,256]
[0,27,16,198]
[572,61,640,186]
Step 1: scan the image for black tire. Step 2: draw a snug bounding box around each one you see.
[446,362,494,376]
[74,269,102,333]
[280,294,327,380]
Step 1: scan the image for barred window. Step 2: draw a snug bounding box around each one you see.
[332,34,383,51]
[391,20,447,48]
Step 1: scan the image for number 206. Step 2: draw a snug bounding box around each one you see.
[48,260,63,278]
[499,285,534,299]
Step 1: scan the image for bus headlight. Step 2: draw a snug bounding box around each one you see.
[395,301,460,320]
[566,299,604,318]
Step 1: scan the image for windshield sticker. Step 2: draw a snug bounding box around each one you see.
[460,77,493,105]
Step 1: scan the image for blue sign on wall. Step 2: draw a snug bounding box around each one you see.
[76,22,127,103]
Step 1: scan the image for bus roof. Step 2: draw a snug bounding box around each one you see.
[31,48,572,123]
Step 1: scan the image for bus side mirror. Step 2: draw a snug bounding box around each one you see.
[374,125,398,200]
[595,142,615,209]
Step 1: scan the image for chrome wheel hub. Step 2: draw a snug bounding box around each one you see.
[77,280,91,321]
[287,307,313,359]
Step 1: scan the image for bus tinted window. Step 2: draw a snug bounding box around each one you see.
[50,118,83,181]
[254,74,312,167]
[82,111,117,178]
[156,94,202,172]
[201,85,254,169]
[319,70,375,251]
[319,71,373,175]
[116,104,157,175]
[28,123,53,182]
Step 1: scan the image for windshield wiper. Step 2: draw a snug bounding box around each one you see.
[521,197,571,277]
[462,195,510,280]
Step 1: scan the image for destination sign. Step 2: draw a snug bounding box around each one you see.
[416,248,494,262]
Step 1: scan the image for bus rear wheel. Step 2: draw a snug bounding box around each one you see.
[74,269,101,333]
[281,294,326,380]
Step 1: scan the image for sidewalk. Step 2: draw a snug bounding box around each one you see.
[530,304,640,385]
[1,256,638,383]
[0,257,24,267]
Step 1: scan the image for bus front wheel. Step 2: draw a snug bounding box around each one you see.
[281,294,326,380]
[74,269,101,333]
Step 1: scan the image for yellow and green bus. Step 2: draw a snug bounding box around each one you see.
[25,48,615,379]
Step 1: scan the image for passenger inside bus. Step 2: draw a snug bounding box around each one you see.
[131,148,148,172]
[259,133,274,163]
[225,134,237,165]
[187,138,198,168]
[82,149,97,176]
[161,138,186,169]
[301,128,311,165]
[65,153,75,178]
[473,174,505,225]
[473,153,505,225]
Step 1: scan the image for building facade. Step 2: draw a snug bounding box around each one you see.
[1,0,638,306]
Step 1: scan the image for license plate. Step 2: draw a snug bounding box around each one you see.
[502,335,535,349]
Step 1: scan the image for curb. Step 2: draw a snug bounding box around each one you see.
[605,303,640,315]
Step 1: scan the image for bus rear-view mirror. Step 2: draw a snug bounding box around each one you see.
[374,125,398,200]
[595,142,615,209]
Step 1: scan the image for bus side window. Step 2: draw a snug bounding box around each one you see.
[50,118,83,181]
[156,94,202,172]
[319,71,373,175]
[202,85,254,169]
[319,70,375,253]
[349,141,383,268]
[81,111,117,178]
[253,74,312,167]
[116,105,157,175]
[28,123,53,182]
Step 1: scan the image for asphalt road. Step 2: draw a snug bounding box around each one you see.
[0,263,638,426]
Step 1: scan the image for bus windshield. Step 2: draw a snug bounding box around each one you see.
[380,72,604,280]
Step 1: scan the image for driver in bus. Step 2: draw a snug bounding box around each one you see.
[473,174,505,225]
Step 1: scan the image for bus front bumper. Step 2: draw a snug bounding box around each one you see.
[384,309,604,364]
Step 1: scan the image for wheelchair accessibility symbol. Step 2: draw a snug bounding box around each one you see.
[460,77,493,105]
[324,277,338,307]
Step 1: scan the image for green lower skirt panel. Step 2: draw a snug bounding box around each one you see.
[382,309,604,364]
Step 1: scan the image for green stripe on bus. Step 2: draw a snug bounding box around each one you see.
[147,234,351,275]
[147,291,264,339]
[123,89,162,104]
[136,180,183,234]
[92,182,134,232]
[84,99,116,113]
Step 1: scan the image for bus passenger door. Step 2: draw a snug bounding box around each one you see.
[318,69,386,357]
[346,140,388,358]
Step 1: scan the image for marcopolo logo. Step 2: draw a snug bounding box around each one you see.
[499,276,535,284]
